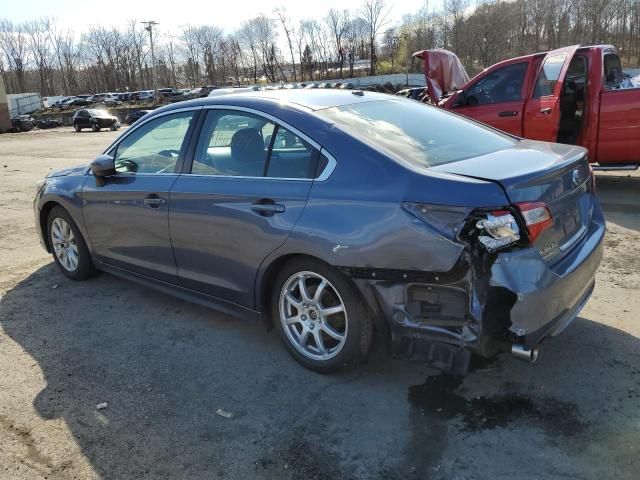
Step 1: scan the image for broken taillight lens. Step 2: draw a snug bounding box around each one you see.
[515,202,553,242]
[476,211,521,251]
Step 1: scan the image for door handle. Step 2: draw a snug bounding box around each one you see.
[540,107,552,114]
[143,195,166,208]
[498,110,518,117]
[251,200,285,216]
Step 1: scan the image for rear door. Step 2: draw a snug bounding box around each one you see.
[523,45,580,141]
[452,60,529,136]
[595,52,640,165]
[169,108,321,307]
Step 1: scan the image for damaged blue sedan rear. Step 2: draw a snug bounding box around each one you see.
[34,90,604,374]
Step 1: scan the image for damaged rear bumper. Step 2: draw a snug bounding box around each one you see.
[345,205,605,374]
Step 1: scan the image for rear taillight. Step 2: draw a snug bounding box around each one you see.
[515,202,553,242]
[475,211,520,251]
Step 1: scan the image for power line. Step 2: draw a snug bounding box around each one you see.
[141,20,159,106]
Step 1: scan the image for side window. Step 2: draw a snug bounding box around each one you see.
[192,110,274,177]
[267,126,316,179]
[113,111,194,174]
[603,53,622,88]
[466,62,528,105]
[534,54,567,98]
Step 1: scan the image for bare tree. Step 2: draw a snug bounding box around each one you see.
[276,7,298,81]
[326,9,349,77]
[360,0,390,75]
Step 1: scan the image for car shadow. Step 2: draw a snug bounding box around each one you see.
[1,264,639,479]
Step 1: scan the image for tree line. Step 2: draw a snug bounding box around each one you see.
[1,0,639,97]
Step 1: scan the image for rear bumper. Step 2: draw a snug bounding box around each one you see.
[350,201,605,372]
[489,203,605,347]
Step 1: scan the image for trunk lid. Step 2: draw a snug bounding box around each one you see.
[432,140,593,262]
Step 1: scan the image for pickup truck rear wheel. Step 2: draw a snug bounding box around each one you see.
[272,258,372,373]
[47,206,97,280]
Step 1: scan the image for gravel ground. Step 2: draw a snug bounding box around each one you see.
[1,127,639,480]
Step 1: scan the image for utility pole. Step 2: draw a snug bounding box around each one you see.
[142,20,159,106]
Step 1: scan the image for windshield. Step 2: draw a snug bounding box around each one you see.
[317,99,516,167]
[88,109,109,116]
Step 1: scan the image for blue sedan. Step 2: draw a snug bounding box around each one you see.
[34,90,604,374]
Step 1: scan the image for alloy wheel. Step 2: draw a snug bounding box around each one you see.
[51,217,79,272]
[279,271,348,361]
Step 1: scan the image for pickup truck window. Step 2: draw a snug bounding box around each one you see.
[465,62,527,106]
[534,54,567,98]
[604,53,623,87]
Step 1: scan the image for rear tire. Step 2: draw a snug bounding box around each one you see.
[272,258,372,373]
[92,123,100,132]
[47,206,97,281]
[74,122,81,132]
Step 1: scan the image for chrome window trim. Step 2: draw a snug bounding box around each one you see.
[317,149,337,182]
[195,105,337,181]
[100,104,338,182]
[102,106,203,156]
[201,104,321,150]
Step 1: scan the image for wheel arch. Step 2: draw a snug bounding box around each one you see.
[39,200,62,252]
[255,252,382,337]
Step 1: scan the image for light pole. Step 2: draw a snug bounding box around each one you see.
[142,20,159,106]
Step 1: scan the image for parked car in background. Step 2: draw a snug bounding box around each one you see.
[103,93,122,104]
[396,87,429,102]
[35,118,60,129]
[138,91,154,101]
[36,90,603,375]
[441,44,640,169]
[72,108,120,132]
[90,93,107,103]
[125,109,152,125]
[207,86,260,97]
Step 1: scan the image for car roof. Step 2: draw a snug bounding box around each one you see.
[158,89,391,113]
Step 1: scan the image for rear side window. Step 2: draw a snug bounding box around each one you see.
[192,110,319,179]
[267,126,316,179]
[603,53,623,87]
[317,99,515,168]
[534,54,567,97]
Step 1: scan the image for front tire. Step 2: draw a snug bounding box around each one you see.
[47,206,97,280]
[272,258,372,373]
[92,123,100,132]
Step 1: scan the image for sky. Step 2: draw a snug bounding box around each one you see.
[3,0,435,37]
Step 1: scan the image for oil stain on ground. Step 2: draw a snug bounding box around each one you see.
[408,373,587,436]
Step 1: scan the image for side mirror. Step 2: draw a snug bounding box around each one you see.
[90,154,116,177]
[453,90,467,107]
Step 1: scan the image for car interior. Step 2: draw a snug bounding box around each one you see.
[557,55,588,145]
[192,112,317,179]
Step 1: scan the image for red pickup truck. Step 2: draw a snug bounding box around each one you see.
[441,45,640,169]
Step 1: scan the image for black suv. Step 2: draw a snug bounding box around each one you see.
[73,109,120,132]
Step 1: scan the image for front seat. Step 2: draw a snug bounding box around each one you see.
[227,128,266,177]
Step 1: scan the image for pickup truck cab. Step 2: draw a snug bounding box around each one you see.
[442,45,640,169]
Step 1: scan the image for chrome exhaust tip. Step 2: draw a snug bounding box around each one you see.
[511,344,539,364]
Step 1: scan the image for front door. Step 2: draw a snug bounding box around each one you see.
[523,45,579,141]
[82,110,198,283]
[453,61,529,136]
[169,109,318,307]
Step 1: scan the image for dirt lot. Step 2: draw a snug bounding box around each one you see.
[1,127,639,480]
